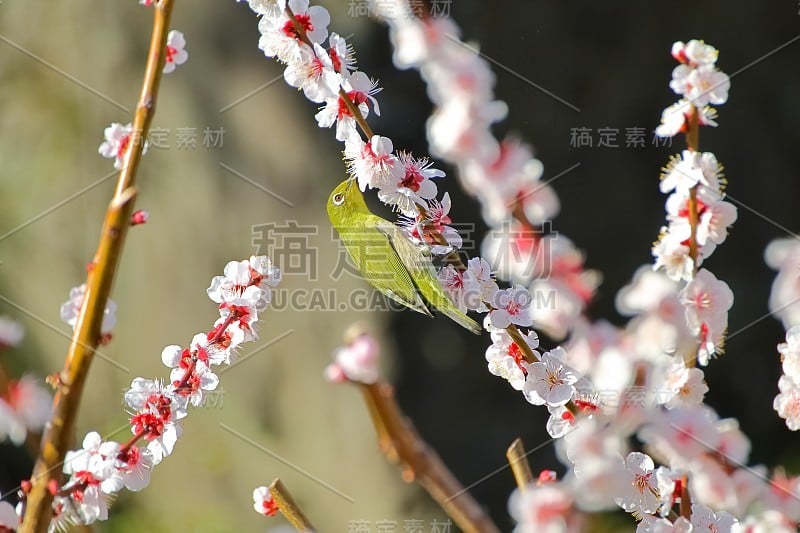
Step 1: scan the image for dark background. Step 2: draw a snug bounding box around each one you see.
[364,0,800,528]
[1,1,799,530]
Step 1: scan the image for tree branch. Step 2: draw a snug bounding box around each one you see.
[20,1,175,530]
[359,382,499,533]
[268,479,316,532]
[506,438,534,490]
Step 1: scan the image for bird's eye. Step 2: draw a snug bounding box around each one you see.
[333,193,345,205]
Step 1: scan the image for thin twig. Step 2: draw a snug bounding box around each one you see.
[506,438,534,490]
[359,382,500,533]
[679,474,691,519]
[19,2,174,531]
[685,106,700,276]
[268,479,316,532]
[506,324,538,363]
[684,106,701,369]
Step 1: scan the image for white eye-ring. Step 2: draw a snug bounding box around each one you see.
[333,193,345,205]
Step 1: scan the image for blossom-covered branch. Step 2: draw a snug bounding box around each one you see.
[25,256,280,530]
[652,40,736,367]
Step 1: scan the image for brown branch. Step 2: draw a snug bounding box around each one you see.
[679,474,691,519]
[685,106,700,277]
[506,324,538,363]
[284,7,375,139]
[359,382,500,533]
[268,479,316,532]
[19,1,175,531]
[505,438,534,490]
[683,106,701,368]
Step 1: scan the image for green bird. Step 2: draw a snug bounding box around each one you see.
[327,178,481,334]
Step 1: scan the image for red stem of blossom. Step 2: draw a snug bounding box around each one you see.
[685,107,701,273]
[116,311,238,461]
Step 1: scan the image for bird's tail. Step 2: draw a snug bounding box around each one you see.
[439,305,482,335]
[422,282,482,334]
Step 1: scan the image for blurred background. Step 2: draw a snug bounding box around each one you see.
[1,0,799,531]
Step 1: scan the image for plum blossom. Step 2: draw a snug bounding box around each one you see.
[170,360,219,408]
[465,257,500,312]
[63,432,123,495]
[124,378,183,465]
[236,0,282,18]
[258,0,330,63]
[658,360,708,408]
[655,99,718,138]
[545,404,577,439]
[283,43,340,103]
[663,187,736,261]
[765,238,800,329]
[774,375,800,431]
[672,40,719,66]
[163,30,188,74]
[438,265,479,313]
[325,331,380,384]
[508,482,573,533]
[652,229,694,282]
[690,503,738,532]
[762,469,800,522]
[327,32,355,74]
[779,326,800,384]
[0,496,15,532]
[636,516,692,533]
[344,135,404,191]
[670,64,730,108]
[399,193,462,256]
[614,452,675,516]
[667,40,730,109]
[0,399,26,445]
[660,150,722,194]
[252,486,279,516]
[98,122,133,170]
[315,71,380,141]
[3,375,52,432]
[0,316,23,348]
[657,40,728,141]
[639,406,721,463]
[60,283,118,335]
[115,444,153,492]
[522,348,578,407]
[616,266,679,316]
[680,268,733,342]
[485,330,539,391]
[207,256,279,308]
[60,432,127,523]
[488,285,533,329]
[437,258,499,313]
[377,152,443,216]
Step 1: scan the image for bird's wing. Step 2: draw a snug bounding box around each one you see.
[375,218,482,335]
[338,214,432,316]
